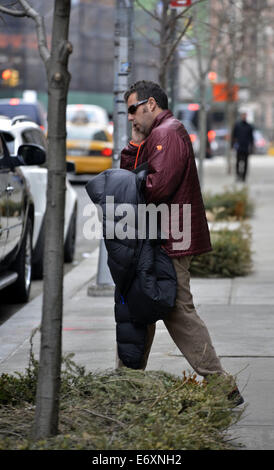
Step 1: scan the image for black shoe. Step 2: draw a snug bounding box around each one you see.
[228,387,244,407]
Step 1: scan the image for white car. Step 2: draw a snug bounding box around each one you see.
[66,103,113,133]
[0,115,78,279]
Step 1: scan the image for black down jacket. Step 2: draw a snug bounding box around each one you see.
[85,168,177,369]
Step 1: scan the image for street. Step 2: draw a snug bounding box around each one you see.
[0,182,99,324]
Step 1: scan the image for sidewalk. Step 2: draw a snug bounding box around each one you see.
[1,155,274,450]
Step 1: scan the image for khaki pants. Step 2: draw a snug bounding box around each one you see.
[117,256,225,378]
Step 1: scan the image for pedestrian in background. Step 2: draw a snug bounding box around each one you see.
[232,111,254,182]
[119,80,244,407]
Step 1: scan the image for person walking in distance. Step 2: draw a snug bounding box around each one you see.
[119,80,244,407]
[232,111,254,182]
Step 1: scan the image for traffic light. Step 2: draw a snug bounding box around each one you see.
[208,71,218,82]
[2,69,12,81]
[1,68,19,87]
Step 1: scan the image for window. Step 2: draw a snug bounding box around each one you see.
[0,135,4,158]
[93,131,107,141]
[0,135,6,168]
[22,128,47,149]
[1,132,15,154]
[22,129,35,144]
[31,129,47,149]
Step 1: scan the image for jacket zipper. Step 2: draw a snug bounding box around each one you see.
[130,140,145,169]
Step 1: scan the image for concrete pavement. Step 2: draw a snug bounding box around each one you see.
[0,155,274,450]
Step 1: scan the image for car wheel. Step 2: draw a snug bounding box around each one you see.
[64,204,77,263]
[7,218,33,303]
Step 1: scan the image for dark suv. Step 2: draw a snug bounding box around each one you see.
[0,132,45,303]
[0,98,47,131]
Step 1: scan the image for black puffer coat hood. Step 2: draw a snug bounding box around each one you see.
[86,168,177,368]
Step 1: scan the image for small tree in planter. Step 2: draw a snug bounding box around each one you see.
[190,223,253,278]
[0,0,73,439]
[204,187,254,222]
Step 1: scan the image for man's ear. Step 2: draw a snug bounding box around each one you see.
[148,97,157,112]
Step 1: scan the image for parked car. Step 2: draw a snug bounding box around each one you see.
[182,120,200,156]
[0,98,47,131]
[209,127,270,156]
[180,120,212,159]
[209,128,230,156]
[66,122,113,177]
[0,115,78,279]
[0,132,46,302]
[174,103,200,128]
[253,128,270,155]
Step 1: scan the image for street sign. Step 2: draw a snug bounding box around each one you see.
[212,83,239,102]
[170,0,192,8]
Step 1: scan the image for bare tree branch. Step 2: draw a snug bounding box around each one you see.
[135,0,160,22]
[173,0,207,22]
[0,4,26,16]
[0,0,50,63]
[135,26,159,48]
[164,16,192,69]
[18,0,50,63]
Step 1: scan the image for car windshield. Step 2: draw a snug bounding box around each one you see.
[67,106,108,126]
[67,126,107,141]
[67,110,97,124]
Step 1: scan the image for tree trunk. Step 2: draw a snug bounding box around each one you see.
[33,0,72,439]
[225,98,236,175]
[158,0,169,89]
[198,79,207,190]
[168,8,177,112]
[225,61,237,175]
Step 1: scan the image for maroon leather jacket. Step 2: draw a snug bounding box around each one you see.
[120,110,212,258]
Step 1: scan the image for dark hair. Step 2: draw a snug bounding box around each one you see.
[124,80,168,110]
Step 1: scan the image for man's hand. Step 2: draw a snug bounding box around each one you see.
[131,124,146,145]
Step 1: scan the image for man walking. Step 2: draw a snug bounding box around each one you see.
[119,80,243,406]
[232,111,254,182]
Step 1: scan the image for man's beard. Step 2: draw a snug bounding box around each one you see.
[138,106,151,137]
[134,122,149,137]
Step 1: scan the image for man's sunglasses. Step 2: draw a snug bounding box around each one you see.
[127,99,148,115]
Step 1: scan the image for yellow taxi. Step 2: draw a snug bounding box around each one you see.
[66,123,113,174]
